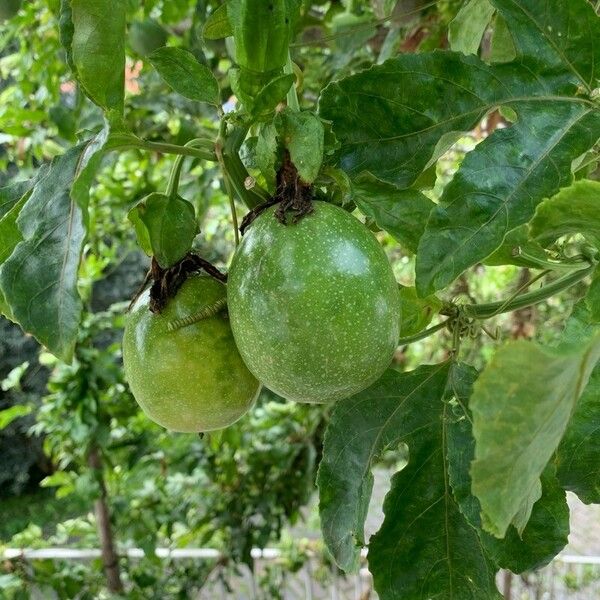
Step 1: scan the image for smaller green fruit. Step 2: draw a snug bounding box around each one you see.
[128,19,168,57]
[123,275,260,432]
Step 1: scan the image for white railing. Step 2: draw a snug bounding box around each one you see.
[2,548,600,599]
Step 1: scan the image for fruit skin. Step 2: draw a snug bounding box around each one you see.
[128,19,168,57]
[228,201,400,403]
[123,275,260,432]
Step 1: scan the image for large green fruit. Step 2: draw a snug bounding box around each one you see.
[0,0,21,21]
[228,201,400,403]
[123,275,260,432]
[128,19,168,57]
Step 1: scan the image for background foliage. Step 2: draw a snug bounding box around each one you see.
[0,0,599,598]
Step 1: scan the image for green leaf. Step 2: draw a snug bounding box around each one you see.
[227,0,301,74]
[128,193,197,269]
[416,101,599,295]
[127,206,152,257]
[368,363,501,600]
[276,109,324,184]
[556,363,600,503]
[252,73,295,117]
[484,225,550,268]
[0,192,41,316]
[0,405,32,430]
[203,2,233,39]
[0,179,32,219]
[251,122,279,190]
[319,52,596,190]
[556,301,600,503]
[352,175,434,254]
[446,375,570,574]
[530,180,600,249]
[398,285,442,339]
[470,335,600,538]
[70,0,126,117]
[58,0,76,73]
[587,269,600,323]
[0,135,107,363]
[148,47,220,106]
[484,472,569,573]
[448,0,495,55]
[0,184,40,318]
[317,364,453,572]
[488,14,516,63]
[491,0,600,92]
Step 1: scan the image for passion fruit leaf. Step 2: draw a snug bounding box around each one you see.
[0,131,108,363]
[320,52,597,190]
[470,332,600,538]
[68,0,126,118]
[0,179,33,220]
[416,101,599,296]
[317,363,453,573]
[448,0,495,55]
[483,225,549,268]
[587,269,600,323]
[446,373,569,574]
[488,14,516,63]
[491,0,599,90]
[368,362,502,600]
[226,0,301,75]
[555,301,600,504]
[203,3,233,40]
[397,286,442,339]
[530,180,600,249]
[275,109,324,183]
[127,205,152,257]
[252,73,295,116]
[352,175,434,254]
[0,192,30,319]
[556,364,600,504]
[254,122,279,190]
[148,47,220,106]
[129,193,197,269]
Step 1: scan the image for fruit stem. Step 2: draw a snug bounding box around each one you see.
[110,136,217,161]
[166,138,214,198]
[397,319,450,346]
[221,125,271,209]
[216,117,241,246]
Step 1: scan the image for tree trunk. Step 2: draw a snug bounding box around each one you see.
[88,447,124,594]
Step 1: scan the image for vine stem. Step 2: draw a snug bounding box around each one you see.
[109,136,217,161]
[216,116,240,246]
[399,262,596,347]
[397,319,450,346]
[461,262,596,320]
[166,138,215,198]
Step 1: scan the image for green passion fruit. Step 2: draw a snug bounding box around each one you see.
[227,201,400,403]
[123,275,260,432]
